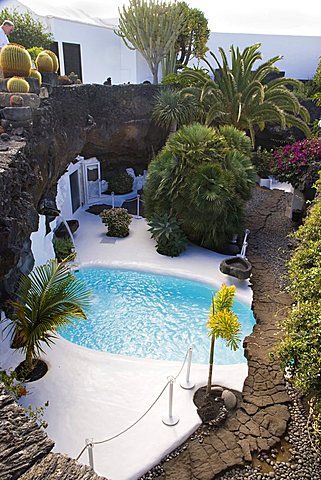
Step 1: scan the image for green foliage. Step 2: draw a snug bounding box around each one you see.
[152,87,199,132]
[27,46,43,63]
[100,208,132,237]
[8,259,91,374]
[206,284,240,394]
[161,66,210,88]
[174,2,209,68]
[252,146,274,178]
[52,237,76,263]
[148,212,187,256]
[144,123,255,250]
[278,175,321,446]
[107,172,134,195]
[116,0,185,84]
[180,44,311,146]
[0,43,32,78]
[0,8,53,49]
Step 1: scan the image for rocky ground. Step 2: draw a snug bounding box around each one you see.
[140,186,321,480]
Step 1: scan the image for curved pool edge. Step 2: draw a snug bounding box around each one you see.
[75,259,253,306]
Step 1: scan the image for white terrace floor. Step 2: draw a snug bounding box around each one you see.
[1,210,254,480]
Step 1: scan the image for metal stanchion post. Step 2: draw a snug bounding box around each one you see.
[162,376,179,426]
[85,438,95,470]
[180,346,195,390]
[135,194,142,219]
[111,191,115,209]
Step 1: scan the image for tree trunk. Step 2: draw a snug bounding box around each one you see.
[26,348,33,375]
[206,335,215,395]
[169,119,177,134]
[152,68,158,85]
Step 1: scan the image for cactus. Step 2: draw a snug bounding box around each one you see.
[43,50,59,73]
[0,43,32,78]
[7,77,30,93]
[9,95,24,107]
[36,52,54,73]
[29,68,42,85]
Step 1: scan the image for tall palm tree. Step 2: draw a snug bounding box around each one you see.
[9,259,91,375]
[206,284,241,395]
[181,44,310,146]
[152,87,198,134]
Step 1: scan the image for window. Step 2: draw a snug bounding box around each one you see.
[63,42,83,81]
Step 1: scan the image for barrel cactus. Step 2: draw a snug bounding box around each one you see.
[42,50,59,73]
[7,77,30,93]
[29,68,42,85]
[36,52,53,73]
[0,43,32,78]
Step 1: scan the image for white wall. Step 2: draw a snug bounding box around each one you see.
[48,17,139,85]
[205,32,321,80]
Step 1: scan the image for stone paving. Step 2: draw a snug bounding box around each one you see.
[141,188,300,480]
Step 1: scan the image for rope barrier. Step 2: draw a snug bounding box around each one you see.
[75,346,190,461]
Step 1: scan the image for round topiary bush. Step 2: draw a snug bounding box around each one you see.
[99,208,132,237]
[107,172,134,195]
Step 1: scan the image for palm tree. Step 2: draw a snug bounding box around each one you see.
[206,284,241,395]
[8,259,91,375]
[181,44,310,146]
[152,87,198,134]
[144,123,255,250]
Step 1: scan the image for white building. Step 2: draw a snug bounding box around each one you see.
[1,0,320,83]
[1,0,151,84]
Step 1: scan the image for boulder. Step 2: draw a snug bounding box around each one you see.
[220,256,252,280]
[222,389,238,410]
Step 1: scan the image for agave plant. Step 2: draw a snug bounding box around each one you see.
[181,44,310,146]
[148,212,187,256]
[8,259,91,375]
[206,284,241,395]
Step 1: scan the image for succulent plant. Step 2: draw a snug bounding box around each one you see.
[42,50,59,72]
[7,77,30,93]
[29,68,42,85]
[36,52,53,73]
[9,94,24,107]
[0,43,32,78]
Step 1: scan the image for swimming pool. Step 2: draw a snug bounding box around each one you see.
[59,267,255,364]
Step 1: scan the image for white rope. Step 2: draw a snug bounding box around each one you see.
[76,347,190,460]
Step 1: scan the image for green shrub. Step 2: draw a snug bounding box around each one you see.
[53,237,76,262]
[100,208,131,237]
[252,147,274,178]
[144,123,255,251]
[107,172,134,195]
[148,213,187,257]
[161,67,210,89]
[27,47,43,64]
[277,174,321,446]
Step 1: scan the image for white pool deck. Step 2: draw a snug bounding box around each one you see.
[1,210,254,480]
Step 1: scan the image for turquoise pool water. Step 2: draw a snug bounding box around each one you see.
[59,267,255,364]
